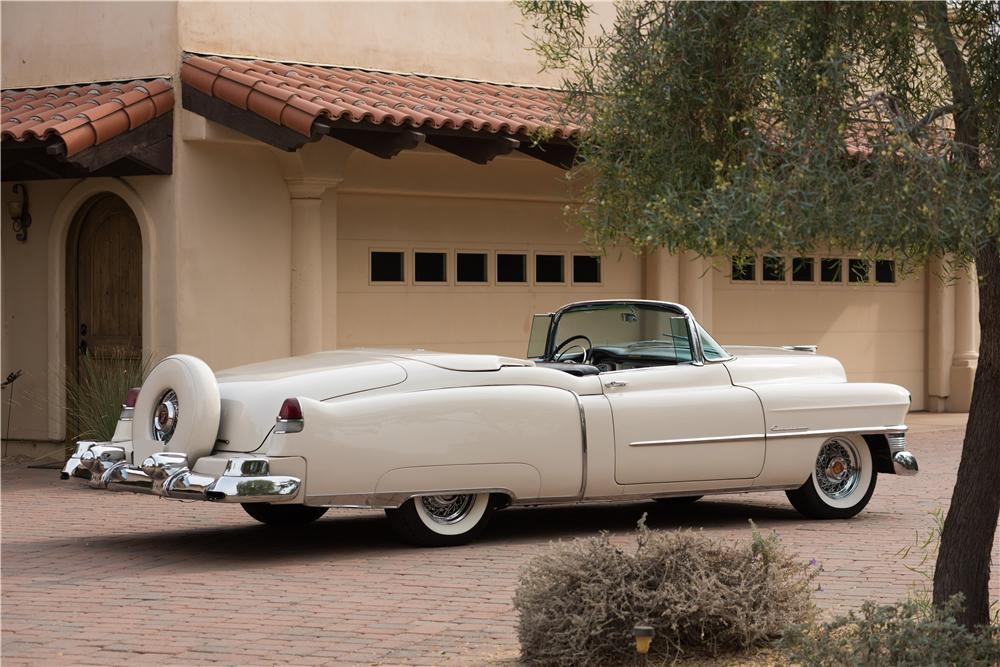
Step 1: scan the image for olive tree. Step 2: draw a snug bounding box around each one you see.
[518,0,999,627]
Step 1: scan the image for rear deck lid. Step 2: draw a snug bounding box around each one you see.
[214,351,407,452]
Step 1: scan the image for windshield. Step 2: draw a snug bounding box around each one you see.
[549,303,696,362]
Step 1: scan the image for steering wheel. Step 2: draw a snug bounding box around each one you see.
[551,335,593,364]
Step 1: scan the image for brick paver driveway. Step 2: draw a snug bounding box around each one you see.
[3,415,996,665]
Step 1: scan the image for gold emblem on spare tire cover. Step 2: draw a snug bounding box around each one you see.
[153,389,179,444]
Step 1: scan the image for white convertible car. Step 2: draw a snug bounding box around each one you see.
[63,300,918,546]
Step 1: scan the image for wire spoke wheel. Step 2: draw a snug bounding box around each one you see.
[418,494,477,525]
[786,434,876,519]
[814,438,860,500]
[386,492,494,546]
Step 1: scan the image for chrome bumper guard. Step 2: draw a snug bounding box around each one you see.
[62,444,301,503]
[887,432,919,476]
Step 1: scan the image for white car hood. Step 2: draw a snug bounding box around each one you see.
[723,346,847,385]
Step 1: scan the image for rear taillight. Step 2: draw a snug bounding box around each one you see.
[119,387,141,421]
[275,398,304,433]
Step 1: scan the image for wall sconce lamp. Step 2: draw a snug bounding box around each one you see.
[8,184,31,242]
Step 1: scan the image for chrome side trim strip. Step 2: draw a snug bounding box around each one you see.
[630,433,765,447]
[514,484,800,506]
[766,424,908,439]
[573,392,588,500]
[629,424,909,448]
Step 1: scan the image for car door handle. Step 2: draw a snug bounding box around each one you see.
[604,380,628,388]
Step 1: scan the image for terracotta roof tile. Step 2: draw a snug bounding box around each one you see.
[1,79,174,157]
[180,55,579,140]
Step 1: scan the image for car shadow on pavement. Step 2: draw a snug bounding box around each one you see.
[483,497,803,544]
[5,497,806,577]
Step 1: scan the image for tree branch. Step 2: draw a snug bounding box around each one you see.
[907,103,957,141]
[919,2,979,165]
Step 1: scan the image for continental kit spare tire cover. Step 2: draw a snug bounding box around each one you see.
[132,354,221,465]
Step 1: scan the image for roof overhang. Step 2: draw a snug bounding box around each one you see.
[180,54,578,168]
[1,79,174,181]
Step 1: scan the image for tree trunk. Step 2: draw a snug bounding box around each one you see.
[932,243,1000,627]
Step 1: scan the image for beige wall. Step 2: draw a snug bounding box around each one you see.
[178,1,573,86]
[1,2,177,87]
[173,141,293,368]
[2,1,585,89]
[2,182,70,440]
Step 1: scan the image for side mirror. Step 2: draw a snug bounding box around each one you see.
[527,313,553,359]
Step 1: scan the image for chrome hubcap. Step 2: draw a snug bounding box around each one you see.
[419,495,476,525]
[815,438,860,499]
[152,390,179,444]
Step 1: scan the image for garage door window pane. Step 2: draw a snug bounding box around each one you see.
[497,253,527,283]
[456,252,487,283]
[875,259,896,284]
[763,256,785,281]
[535,254,565,283]
[371,251,404,282]
[820,258,842,282]
[573,255,601,283]
[731,256,755,281]
[792,257,814,282]
[849,259,869,283]
[414,252,447,282]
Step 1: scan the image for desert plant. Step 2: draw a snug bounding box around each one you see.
[513,517,816,665]
[896,508,999,624]
[65,347,151,444]
[781,596,1000,667]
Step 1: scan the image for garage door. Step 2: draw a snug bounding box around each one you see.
[712,255,926,410]
[336,193,643,358]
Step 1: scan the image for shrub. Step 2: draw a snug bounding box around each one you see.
[781,596,1000,666]
[513,518,816,665]
[65,347,151,444]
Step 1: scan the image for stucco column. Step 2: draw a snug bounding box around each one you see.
[286,177,341,356]
[926,257,955,412]
[643,249,680,302]
[679,251,713,330]
[947,264,980,412]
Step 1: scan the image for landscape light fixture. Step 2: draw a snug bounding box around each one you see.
[8,184,31,242]
[633,624,654,665]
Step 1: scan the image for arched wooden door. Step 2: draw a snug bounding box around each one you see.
[66,194,142,404]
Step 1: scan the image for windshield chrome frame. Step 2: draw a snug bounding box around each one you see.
[541,299,733,366]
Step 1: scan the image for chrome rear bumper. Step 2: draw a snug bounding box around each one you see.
[61,442,301,503]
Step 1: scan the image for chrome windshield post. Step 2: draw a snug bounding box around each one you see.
[675,305,706,366]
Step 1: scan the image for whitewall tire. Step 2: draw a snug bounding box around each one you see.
[385,493,493,546]
[132,354,221,464]
[786,435,877,519]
